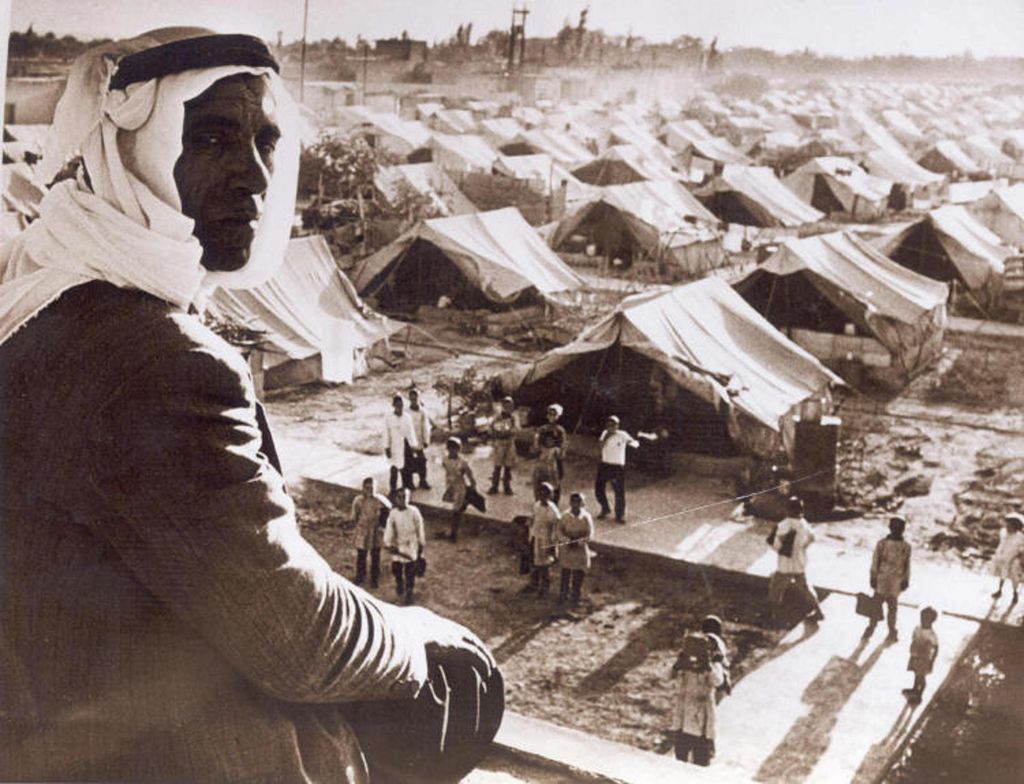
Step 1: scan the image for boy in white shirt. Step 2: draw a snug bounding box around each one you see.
[407,388,432,490]
[383,394,419,494]
[383,488,426,605]
[595,415,639,523]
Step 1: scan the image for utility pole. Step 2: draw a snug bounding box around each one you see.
[362,41,369,105]
[508,4,529,71]
[299,0,309,103]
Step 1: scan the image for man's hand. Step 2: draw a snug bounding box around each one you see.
[870,577,877,591]
[401,607,496,682]
[901,579,909,591]
[385,448,391,459]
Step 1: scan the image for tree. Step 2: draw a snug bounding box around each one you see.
[297,134,439,258]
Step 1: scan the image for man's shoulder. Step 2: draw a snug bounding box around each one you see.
[42,282,243,370]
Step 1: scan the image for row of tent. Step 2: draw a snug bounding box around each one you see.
[226,200,951,461]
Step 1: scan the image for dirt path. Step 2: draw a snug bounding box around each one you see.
[292,477,787,753]
[266,326,1024,577]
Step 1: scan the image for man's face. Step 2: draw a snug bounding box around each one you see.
[393,398,404,415]
[607,420,619,433]
[174,74,281,272]
[546,409,557,423]
[394,490,408,509]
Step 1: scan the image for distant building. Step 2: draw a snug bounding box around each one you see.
[375,38,428,63]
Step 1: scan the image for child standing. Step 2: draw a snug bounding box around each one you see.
[991,513,1024,604]
[350,477,391,587]
[532,448,561,505]
[904,606,939,704]
[557,492,594,605]
[487,396,518,496]
[441,437,476,542]
[383,488,426,605]
[525,482,560,597]
[407,388,432,490]
[534,403,568,481]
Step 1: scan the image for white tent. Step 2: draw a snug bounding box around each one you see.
[702,165,824,228]
[375,162,476,216]
[876,205,1009,294]
[549,179,724,275]
[968,184,1024,249]
[784,157,893,220]
[207,236,399,388]
[509,277,841,458]
[425,133,498,174]
[351,207,584,310]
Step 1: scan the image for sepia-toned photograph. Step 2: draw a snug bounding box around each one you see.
[1,0,1022,781]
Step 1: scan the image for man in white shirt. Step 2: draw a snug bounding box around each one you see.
[407,388,432,490]
[768,497,825,626]
[595,415,640,523]
[383,488,426,605]
[384,394,420,494]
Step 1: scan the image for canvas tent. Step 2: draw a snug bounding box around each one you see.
[500,129,594,169]
[548,179,724,275]
[348,113,431,157]
[207,236,398,389]
[572,144,680,186]
[661,120,750,172]
[875,205,1009,296]
[860,147,944,201]
[784,157,893,220]
[918,140,983,177]
[507,277,841,459]
[700,165,824,228]
[735,231,948,385]
[351,207,584,311]
[420,133,497,174]
[967,183,1024,249]
[492,153,595,206]
[375,162,476,216]
[478,117,525,147]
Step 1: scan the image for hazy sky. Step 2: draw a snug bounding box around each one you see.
[10,0,1024,58]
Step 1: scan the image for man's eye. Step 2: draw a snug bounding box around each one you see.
[193,133,223,150]
[257,138,278,156]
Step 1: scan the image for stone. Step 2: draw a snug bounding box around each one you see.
[895,474,933,497]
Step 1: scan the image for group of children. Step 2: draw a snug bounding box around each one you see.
[349,478,425,605]
[523,484,596,605]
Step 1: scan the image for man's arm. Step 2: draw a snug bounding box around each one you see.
[414,507,426,551]
[86,333,435,704]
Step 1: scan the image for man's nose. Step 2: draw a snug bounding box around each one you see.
[230,140,272,196]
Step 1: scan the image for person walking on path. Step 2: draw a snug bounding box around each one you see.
[557,492,594,605]
[903,606,939,704]
[595,415,639,523]
[991,512,1024,604]
[407,387,432,490]
[384,394,419,494]
[441,437,476,542]
[864,516,912,642]
[487,396,518,496]
[524,483,560,597]
[350,477,391,587]
[768,497,825,627]
[383,488,426,605]
[671,620,729,767]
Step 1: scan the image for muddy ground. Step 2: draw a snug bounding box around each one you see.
[267,324,1024,575]
[293,476,789,752]
[885,623,1024,784]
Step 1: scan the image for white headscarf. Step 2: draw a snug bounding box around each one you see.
[0,28,299,346]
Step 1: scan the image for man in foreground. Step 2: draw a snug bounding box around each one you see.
[0,28,501,783]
